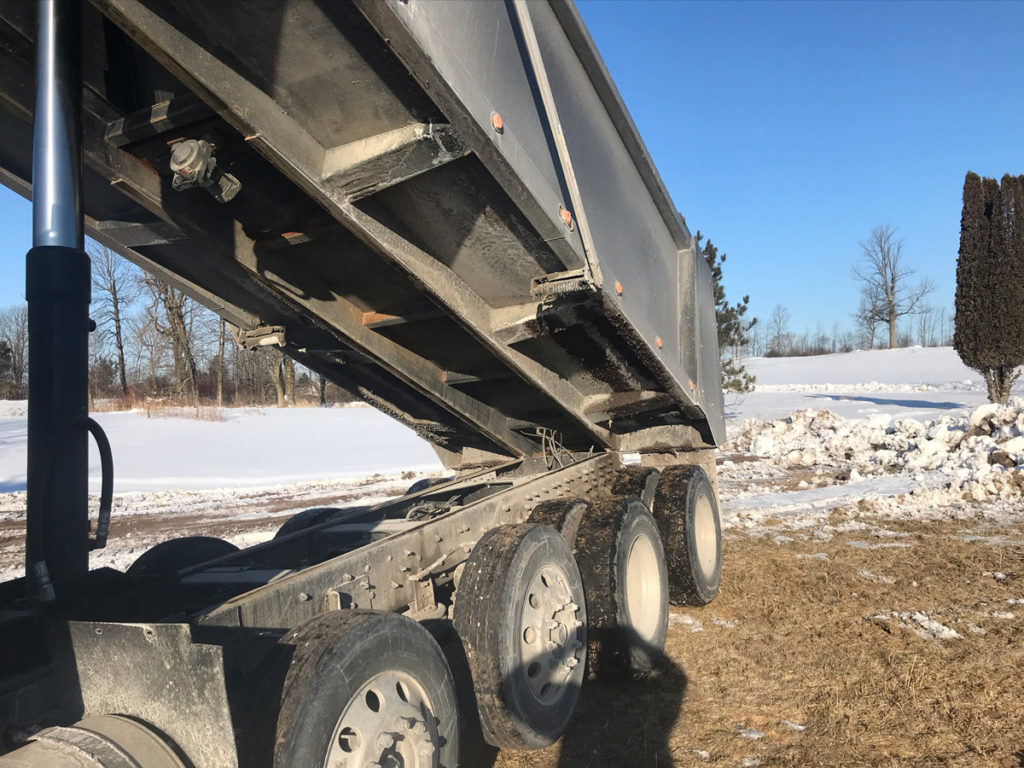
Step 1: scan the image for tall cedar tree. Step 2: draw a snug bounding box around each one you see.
[954,172,1024,404]
[696,232,757,392]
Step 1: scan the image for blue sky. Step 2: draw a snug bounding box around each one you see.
[574,0,1024,336]
[0,1,1021,338]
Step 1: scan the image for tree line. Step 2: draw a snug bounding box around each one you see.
[0,244,348,407]
[704,221,947,392]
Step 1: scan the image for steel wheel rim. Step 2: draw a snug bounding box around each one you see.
[625,533,661,641]
[519,563,584,705]
[324,670,439,768]
[694,495,718,580]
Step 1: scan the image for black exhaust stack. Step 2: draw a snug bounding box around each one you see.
[24,0,91,590]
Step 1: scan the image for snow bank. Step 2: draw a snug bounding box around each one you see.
[730,399,1024,507]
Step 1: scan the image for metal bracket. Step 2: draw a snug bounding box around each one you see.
[238,325,286,350]
[530,269,594,300]
[325,574,374,611]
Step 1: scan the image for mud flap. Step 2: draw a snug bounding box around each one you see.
[69,622,238,768]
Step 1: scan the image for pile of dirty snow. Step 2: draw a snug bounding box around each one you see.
[730,398,1024,507]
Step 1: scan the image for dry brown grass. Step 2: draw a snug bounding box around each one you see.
[490,521,1024,768]
[142,403,224,421]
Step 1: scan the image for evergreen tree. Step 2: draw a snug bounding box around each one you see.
[954,172,1024,404]
[696,232,757,393]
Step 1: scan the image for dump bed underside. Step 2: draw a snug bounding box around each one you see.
[0,0,724,467]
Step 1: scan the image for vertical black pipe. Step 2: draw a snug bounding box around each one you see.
[25,0,91,586]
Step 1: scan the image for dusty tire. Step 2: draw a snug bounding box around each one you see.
[127,536,239,578]
[527,498,589,545]
[453,524,587,750]
[611,467,661,510]
[575,498,669,675]
[272,611,459,768]
[652,465,722,605]
[406,476,451,495]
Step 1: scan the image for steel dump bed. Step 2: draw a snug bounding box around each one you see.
[0,0,724,466]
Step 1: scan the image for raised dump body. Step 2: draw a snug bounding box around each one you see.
[0,0,723,468]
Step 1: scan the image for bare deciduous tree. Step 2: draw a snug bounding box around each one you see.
[282,354,295,407]
[768,304,791,356]
[216,318,226,406]
[143,278,200,405]
[90,246,140,396]
[852,225,933,349]
[0,305,28,397]
[915,304,941,347]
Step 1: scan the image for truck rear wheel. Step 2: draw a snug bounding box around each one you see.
[272,611,459,768]
[273,506,371,539]
[653,465,722,605]
[575,498,668,675]
[527,498,588,544]
[126,536,239,578]
[453,524,587,750]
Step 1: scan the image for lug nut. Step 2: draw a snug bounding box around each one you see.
[377,732,395,749]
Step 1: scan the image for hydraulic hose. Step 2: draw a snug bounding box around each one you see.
[30,416,114,600]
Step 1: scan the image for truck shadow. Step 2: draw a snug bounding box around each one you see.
[442,626,688,768]
[555,646,688,768]
[807,393,963,410]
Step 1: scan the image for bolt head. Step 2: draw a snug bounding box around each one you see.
[376,732,395,750]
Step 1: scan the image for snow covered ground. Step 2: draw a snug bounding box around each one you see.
[0,402,442,493]
[0,346,1021,582]
[728,345,993,422]
[0,403,445,580]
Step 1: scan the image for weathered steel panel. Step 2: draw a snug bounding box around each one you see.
[69,622,238,768]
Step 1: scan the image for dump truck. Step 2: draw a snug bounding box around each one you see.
[0,1,726,765]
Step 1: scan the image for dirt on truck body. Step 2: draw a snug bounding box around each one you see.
[0,2,728,766]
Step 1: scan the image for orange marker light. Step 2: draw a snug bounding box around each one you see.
[655,336,663,349]
[491,112,504,133]
[615,281,623,296]
[559,205,574,230]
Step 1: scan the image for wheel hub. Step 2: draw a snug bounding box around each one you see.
[520,565,584,704]
[625,533,662,641]
[694,495,718,580]
[324,671,439,768]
